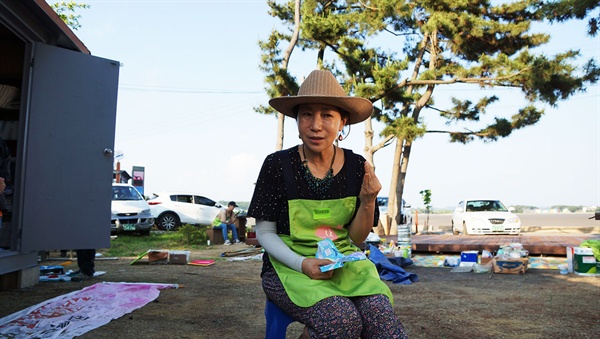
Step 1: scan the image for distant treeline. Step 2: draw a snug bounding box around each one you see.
[415,205,599,214]
[221,202,598,214]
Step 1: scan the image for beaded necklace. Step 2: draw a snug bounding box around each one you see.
[301,145,336,195]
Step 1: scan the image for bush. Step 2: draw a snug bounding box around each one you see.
[178,224,206,245]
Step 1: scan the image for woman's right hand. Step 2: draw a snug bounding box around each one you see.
[301,258,335,280]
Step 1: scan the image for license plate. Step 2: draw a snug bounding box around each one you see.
[492,225,504,232]
[123,224,136,231]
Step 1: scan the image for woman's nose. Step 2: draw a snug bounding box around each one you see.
[309,115,322,130]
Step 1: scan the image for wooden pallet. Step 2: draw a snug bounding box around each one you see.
[410,234,600,255]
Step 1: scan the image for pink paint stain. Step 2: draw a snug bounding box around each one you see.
[315,225,343,240]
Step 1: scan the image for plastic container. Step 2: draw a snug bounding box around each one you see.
[397,224,411,244]
[557,264,568,274]
[573,247,598,276]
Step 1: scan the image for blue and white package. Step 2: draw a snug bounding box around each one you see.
[316,238,366,272]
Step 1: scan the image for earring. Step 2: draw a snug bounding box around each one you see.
[338,133,343,141]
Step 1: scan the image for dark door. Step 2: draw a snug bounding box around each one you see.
[17,43,119,251]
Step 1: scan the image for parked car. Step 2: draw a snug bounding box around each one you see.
[376,196,412,232]
[111,183,154,236]
[147,192,223,231]
[451,199,521,235]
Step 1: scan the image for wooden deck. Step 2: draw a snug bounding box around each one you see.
[409,233,600,256]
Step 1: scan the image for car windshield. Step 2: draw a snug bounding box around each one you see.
[113,186,143,201]
[377,197,388,213]
[465,200,508,212]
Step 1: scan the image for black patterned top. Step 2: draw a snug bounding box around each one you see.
[248,146,381,230]
[248,146,379,273]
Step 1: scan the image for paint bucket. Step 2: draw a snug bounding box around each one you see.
[573,247,599,276]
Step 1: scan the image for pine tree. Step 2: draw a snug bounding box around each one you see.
[258,0,599,231]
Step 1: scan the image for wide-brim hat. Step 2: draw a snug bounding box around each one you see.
[269,70,373,125]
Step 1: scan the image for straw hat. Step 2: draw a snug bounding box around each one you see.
[269,70,373,125]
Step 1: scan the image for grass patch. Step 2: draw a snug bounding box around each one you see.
[100,225,209,257]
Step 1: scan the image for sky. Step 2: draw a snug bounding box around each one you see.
[63,0,599,209]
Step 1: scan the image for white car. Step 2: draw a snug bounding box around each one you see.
[147,192,223,231]
[376,197,412,234]
[452,199,521,235]
[111,183,154,236]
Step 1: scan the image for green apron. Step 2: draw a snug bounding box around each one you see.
[269,149,393,307]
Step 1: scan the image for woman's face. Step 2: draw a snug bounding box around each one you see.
[296,103,346,154]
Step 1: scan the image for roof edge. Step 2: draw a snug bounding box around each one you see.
[33,0,90,54]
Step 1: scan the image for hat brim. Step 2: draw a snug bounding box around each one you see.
[269,96,373,125]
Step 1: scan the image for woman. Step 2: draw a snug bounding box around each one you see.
[248,70,408,338]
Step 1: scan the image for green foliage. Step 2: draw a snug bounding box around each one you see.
[48,1,90,31]
[178,224,207,246]
[102,230,208,257]
[419,189,432,213]
[260,0,598,143]
[511,205,539,213]
[258,0,599,222]
[542,0,600,36]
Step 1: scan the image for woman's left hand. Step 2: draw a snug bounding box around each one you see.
[359,161,381,204]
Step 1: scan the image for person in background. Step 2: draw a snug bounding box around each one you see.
[71,249,96,281]
[213,201,243,245]
[248,70,408,338]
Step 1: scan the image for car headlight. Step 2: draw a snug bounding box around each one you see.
[507,217,520,224]
[140,209,151,216]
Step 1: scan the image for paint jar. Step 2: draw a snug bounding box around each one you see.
[557,264,568,274]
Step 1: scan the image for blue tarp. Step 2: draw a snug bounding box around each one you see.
[368,244,419,284]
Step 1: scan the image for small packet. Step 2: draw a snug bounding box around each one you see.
[316,238,366,272]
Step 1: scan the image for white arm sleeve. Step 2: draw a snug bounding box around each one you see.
[256,220,305,273]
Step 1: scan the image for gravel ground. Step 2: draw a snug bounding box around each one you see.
[1,245,599,339]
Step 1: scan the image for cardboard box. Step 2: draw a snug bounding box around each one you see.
[169,250,190,265]
[492,257,528,274]
[148,250,169,265]
[480,257,493,265]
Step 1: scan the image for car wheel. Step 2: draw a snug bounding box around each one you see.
[452,221,459,235]
[462,221,469,236]
[157,213,180,231]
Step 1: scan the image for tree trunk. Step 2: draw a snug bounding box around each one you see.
[276,112,285,150]
[275,0,300,150]
[386,137,404,235]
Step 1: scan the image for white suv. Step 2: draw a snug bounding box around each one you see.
[148,192,223,231]
[111,183,154,236]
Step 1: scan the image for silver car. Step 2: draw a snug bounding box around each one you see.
[111,184,154,236]
[452,199,521,235]
[376,197,412,236]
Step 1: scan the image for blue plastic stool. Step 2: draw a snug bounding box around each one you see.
[265,299,296,339]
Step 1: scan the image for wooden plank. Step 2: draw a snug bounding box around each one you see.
[411,233,599,256]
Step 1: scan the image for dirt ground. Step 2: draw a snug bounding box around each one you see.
[1,244,599,339]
